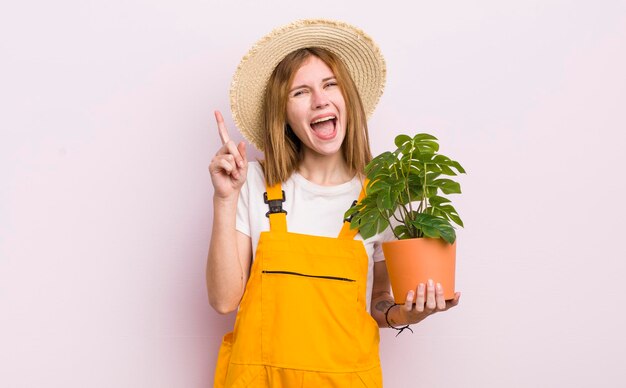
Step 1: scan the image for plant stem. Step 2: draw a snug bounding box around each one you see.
[398,204,409,229]
[381,209,401,239]
[398,204,418,238]
[421,162,427,216]
[397,149,413,219]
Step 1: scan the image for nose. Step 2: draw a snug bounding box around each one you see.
[311,89,329,109]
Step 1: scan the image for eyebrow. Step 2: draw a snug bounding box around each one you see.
[289,76,336,93]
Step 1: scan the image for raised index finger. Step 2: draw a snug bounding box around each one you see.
[214,110,230,145]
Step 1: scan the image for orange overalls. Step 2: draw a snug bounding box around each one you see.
[214,181,382,387]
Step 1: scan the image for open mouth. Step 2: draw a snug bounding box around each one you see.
[310,115,337,140]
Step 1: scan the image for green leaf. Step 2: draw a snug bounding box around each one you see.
[362,214,390,239]
[420,224,441,239]
[391,179,407,195]
[400,142,414,157]
[416,140,439,154]
[400,152,414,166]
[393,225,414,239]
[432,155,465,175]
[365,152,395,176]
[408,186,425,201]
[440,205,464,227]
[439,164,457,176]
[447,213,464,228]
[425,172,442,182]
[344,206,358,220]
[413,133,438,142]
[451,160,466,174]
[354,210,376,238]
[426,186,438,198]
[367,178,391,195]
[429,203,464,228]
[394,134,412,148]
[416,153,435,164]
[429,207,448,221]
[376,187,393,211]
[359,221,377,239]
[432,155,451,163]
[428,195,451,206]
[425,164,442,174]
[429,179,462,195]
[407,165,423,176]
[410,213,457,243]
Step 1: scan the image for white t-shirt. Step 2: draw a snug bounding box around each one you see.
[235,161,394,311]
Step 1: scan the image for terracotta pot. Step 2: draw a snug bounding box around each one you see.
[382,238,456,303]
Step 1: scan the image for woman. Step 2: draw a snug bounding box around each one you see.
[207,20,460,387]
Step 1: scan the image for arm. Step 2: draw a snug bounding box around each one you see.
[370,261,396,327]
[206,111,252,314]
[370,261,461,328]
[207,199,252,314]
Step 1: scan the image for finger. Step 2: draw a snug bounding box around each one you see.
[214,156,235,174]
[215,110,230,145]
[211,156,238,179]
[426,279,436,310]
[403,290,414,312]
[449,292,461,307]
[441,292,461,312]
[435,282,446,310]
[237,141,247,165]
[222,140,244,168]
[415,283,425,312]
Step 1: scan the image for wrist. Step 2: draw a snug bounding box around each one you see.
[385,304,401,326]
[384,303,413,336]
[213,194,239,206]
[391,304,407,325]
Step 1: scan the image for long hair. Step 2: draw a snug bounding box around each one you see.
[260,47,372,185]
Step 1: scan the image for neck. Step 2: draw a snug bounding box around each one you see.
[298,151,352,186]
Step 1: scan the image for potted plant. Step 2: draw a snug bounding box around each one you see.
[345,133,466,302]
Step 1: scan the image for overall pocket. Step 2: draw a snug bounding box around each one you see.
[261,270,359,371]
[213,333,233,388]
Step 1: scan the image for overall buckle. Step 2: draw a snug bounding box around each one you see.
[264,190,287,218]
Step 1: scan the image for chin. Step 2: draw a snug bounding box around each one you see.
[312,141,344,157]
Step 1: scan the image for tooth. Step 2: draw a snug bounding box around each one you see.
[312,116,335,124]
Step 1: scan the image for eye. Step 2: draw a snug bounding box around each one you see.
[292,89,307,97]
[325,81,338,88]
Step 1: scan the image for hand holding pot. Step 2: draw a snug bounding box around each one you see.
[391,279,461,325]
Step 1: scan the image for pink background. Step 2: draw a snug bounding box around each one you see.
[2,1,625,386]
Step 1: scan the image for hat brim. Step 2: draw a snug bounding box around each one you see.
[230,19,386,151]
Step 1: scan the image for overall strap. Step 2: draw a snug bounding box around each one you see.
[337,179,369,240]
[264,181,287,233]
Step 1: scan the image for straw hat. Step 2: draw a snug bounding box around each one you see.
[230,19,386,151]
